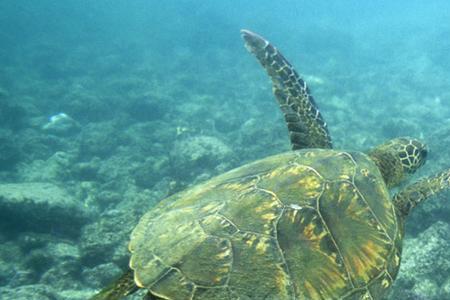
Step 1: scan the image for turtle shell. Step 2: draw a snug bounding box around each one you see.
[129,149,403,299]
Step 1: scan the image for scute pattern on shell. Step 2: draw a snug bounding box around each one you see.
[129,149,401,300]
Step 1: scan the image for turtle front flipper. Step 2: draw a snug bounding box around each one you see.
[241,29,332,150]
[90,269,138,300]
[393,168,450,217]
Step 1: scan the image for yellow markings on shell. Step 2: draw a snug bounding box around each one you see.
[245,234,257,247]
[361,168,369,177]
[201,203,220,213]
[339,182,351,192]
[287,209,299,223]
[382,278,390,288]
[243,234,271,254]
[337,192,345,204]
[274,263,290,296]
[267,164,303,179]
[304,280,321,299]
[311,269,345,299]
[298,175,322,198]
[225,182,242,190]
[337,182,350,196]
[266,168,282,179]
[394,253,400,266]
[180,206,195,214]
[302,222,327,248]
[212,265,231,284]
[223,179,257,193]
[339,174,352,181]
[218,266,230,273]
[216,248,231,259]
[255,239,269,254]
[351,239,385,282]
[337,184,356,204]
[254,200,279,213]
[261,213,277,221]
[330,252,337,261]
[361,291,372,300]
[201,216,213,226]
[304,151,316,158]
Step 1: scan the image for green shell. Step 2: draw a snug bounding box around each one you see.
[129,149,403,299]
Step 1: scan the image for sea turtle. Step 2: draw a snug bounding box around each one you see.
[91,30,450,300]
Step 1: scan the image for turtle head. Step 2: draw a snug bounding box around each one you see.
[368,137,428,187]
[390,137,428,173]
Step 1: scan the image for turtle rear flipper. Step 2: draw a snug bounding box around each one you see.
[241,29,332,150]
[393,168,450,217]
[90,269,138,300]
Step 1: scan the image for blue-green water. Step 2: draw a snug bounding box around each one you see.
[1,1,450,299]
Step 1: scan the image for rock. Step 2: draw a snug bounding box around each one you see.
[390,221,450,299]
[18,151,77,183]
[16,128,74,163]
[0,240,32,287]
[0,99,26,129]
[58,289,101,300]
[40,259,82,290]
[132,156,170,189]
[5,269,35,288]
[0,262,12,286]
[79,210,136,267]
[23,248,55,279]
[16,233,53,252]
[0,284,58,300]
[442,277,450,299]
[411,278,439,299]
[79,122,126,158]
[96,154,136,193]
[72,158,101,181]
[124,97,167,122]
[62,84,112,122]
[170,135,234,179]
[0,130,21,171]
[0,182,88,236]
[82,262,122,289]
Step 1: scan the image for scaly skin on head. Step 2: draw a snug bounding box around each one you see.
[368,137,428,188]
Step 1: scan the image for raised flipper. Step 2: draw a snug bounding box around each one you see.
[90,269,138,300]
[241,29,332,150]
[393,168,450,217]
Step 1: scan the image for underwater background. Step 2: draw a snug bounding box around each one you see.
[1,0,450,299]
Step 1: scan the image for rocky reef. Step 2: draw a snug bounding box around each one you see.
[1,3,450,299]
